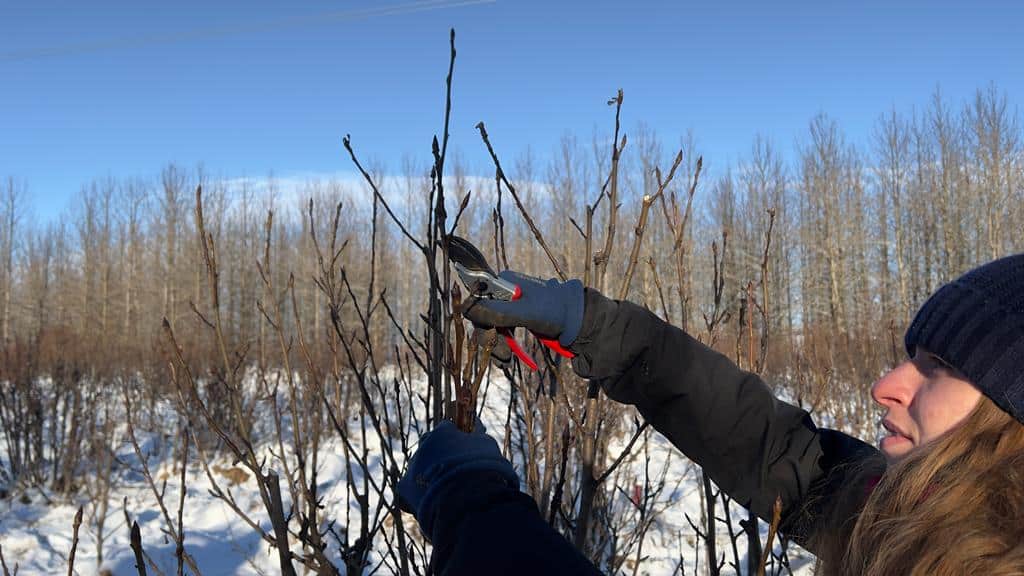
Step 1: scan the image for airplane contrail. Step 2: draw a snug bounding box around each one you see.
[0,0,496,63]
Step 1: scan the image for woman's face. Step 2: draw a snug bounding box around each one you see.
[870,347,982,462]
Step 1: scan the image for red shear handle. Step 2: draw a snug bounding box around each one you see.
[503,334,574,370]
[500,329,538,370]
[537,337,575,359]
[504,282,575,368]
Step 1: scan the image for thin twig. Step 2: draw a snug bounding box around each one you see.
[448,191,472,237]
[658,154,702,329]
[342,136,425,254]
[264,470,297,576]
[175,427,188,576]
[67,506,82,576]
[129,521,148,576]
[547,423,572,526]
[185,424,277,550]
[451,283,465,425]
[756,208,776,373]
[123,390,201,575]
[595,89,626,291]
[427,28,459,428]
[618,150,683,300]
[0,542,12,576]
[475,122,567,281]
[595,420,650,485]
[647,257,669,320]
[574,89,629,555]
[757,497,784,576]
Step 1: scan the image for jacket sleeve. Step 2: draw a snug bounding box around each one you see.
[427,469,602,576]
[568,289,879,547]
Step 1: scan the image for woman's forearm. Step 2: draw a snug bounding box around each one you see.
[568,289,877,540]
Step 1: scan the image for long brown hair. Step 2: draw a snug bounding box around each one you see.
[814,396,1024,575]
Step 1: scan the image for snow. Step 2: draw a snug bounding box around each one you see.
[1,482,265,575]
[0,369,819,575]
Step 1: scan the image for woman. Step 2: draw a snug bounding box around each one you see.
[397,254,1024,575]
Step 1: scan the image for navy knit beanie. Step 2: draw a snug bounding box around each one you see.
[904,253,1024,424]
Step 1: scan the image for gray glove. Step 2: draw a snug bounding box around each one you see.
[460,271,585,347]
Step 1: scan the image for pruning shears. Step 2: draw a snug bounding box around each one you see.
[447,235,574,370]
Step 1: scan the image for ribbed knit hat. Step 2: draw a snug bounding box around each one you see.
[904,253,1024,424]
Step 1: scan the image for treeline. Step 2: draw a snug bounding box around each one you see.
[3,86,1021,421]
[0,81,1022,573]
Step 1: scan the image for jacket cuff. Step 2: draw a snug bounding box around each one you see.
[567,289,609,355]
[426,468,528,549]
[418,457,519,539]
[557,279,586,347]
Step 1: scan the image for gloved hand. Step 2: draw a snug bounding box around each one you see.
[397,420,519,541]
[460,271,585,348]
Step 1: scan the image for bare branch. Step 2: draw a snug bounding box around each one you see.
[342,136,425,254]
[475,122,567,281]
[757,497,784,576]
[67,506,82,576]
[0,541,12,576]
[129,521,148,576]
[175,428,189,576]
[595,420,650,485]
[618,150,683,299]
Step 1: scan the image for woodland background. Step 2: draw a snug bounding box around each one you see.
[1,61,1022,575]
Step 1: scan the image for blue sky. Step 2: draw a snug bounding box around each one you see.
[3,0,1022,223]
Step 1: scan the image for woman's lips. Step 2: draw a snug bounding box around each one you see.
[881,419,914,451]
[882,419,911,438]
[880,434,912,451]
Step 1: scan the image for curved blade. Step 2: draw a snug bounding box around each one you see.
[448,235,495,275]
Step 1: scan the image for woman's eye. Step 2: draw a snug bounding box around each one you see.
[927,353,953,372]
[912,348,951,374]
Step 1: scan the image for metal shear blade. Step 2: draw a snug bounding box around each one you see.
[449,236,518,301]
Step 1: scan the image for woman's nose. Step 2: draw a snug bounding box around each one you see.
[871,360,918,408]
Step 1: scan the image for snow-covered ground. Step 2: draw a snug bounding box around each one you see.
[1,406,389,575]
[0,369,818,575]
